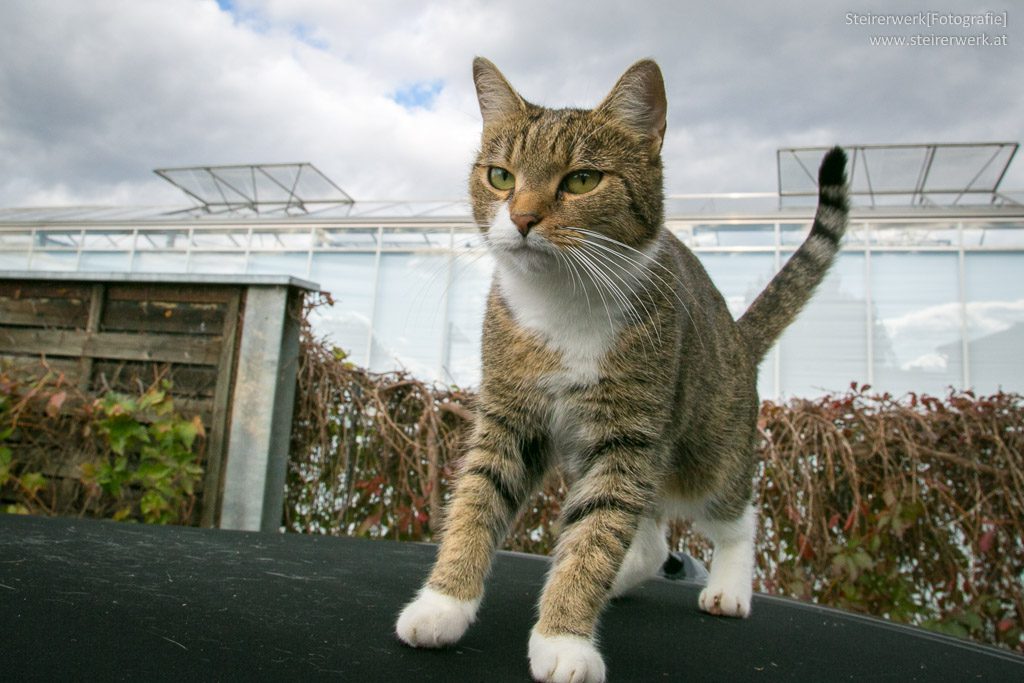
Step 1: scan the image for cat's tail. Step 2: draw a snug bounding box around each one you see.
[736,147,849,362]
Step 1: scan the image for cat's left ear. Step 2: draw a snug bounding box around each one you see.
[596,60,667,155]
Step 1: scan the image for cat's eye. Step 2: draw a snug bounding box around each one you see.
[487,167,516,191]
[561,170,603,195]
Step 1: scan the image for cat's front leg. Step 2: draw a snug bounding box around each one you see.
[529,455,657,683]
[396,421,546,649]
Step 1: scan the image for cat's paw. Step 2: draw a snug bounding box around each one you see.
[698,581,752,618]
[395,587,480,648]
[529,629,606,683]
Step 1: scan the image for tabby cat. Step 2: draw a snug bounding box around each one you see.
[395,57,848,682]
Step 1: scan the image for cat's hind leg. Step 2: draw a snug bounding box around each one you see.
[608,515,668,599]
[692,503,756,618]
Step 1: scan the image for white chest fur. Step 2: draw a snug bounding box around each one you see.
[495,261,621,388]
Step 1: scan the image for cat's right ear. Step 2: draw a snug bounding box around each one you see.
[473,57,527,125]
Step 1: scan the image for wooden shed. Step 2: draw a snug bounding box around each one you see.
[0,271,318,531]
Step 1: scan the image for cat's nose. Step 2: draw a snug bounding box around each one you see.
[511,212,541,236]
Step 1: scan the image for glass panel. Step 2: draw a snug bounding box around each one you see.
[780,223,809,246]
[308,253,377,363]
[962,222,1024,248]
[666,223,695,247]
[698,252,777,397]
[784,221,868,248]
[82,230,134,250]
[190,229,248,249]
[247,252,309,277]
[964,253,1024,394]
[28,251,78,271]
[452,229,485,252]
[845,222,869,247]
[369,253,448,380]
[290,165,349,202]
[692,224,774,248]
[314,227,379,249]
[132,252,188,273]
[380,227,451,249]
[252,167,294,202]
[0,230,32,248]
[923,144,1015,194]
[871,222,958,248]
[135,230,189,250]
[871,252,962,396]
[35,230,82,249]
[444,253,494,387]
[250,229,312,251]
[257,166,300,200]
[161,168,231,204]
[79,251,131,272]
[854,146,928,195]
[699,253,777,320]
[209,167,258,203]
[778,149,824,196]
[187,252,247,274]
[778,253,867,397]
[0,252,29,270]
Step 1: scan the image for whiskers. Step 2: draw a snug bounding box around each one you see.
[559,227,705,352]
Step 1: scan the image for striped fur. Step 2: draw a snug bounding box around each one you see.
[737,147,849,361]
[396,58,849,682]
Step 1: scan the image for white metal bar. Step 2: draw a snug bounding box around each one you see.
[864,223,874,386]
[365,225,384,368]
[958,222,970,390]
[773,221,782,400]
[439,226,455,381]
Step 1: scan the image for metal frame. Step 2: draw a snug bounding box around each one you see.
[3,213,1023,398]
[154,162,354,216]
[778,142,1021,208]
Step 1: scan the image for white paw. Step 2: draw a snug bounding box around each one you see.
[698,581,752,618]
[529,629,606,683]
[395,587,480,648]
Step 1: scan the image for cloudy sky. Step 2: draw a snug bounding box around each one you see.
[1,0,1021,209]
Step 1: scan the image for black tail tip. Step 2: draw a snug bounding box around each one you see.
[818,146,847,187]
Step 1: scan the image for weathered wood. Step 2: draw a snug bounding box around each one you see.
[89,360,220,399]
[101,299,227,336]
[201,291,241,528]
[106,284,236,305]
[1,274,315,532]
[0,296,91,328]
[0,282,93,301]
[0,328,223,366]
[0,354,84,383]
[79,284,105,390]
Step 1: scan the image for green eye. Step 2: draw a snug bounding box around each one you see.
[562,170,603,195]
[487,167,515,191]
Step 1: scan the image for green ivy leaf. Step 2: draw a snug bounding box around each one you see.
[20,471,47,496]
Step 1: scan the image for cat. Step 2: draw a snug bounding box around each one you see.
[395,56,848,682]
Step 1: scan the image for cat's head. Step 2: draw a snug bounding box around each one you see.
[469,58,666,272]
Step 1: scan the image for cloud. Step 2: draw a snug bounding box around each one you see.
[882,299,1024,339]
[1,0,1021,208]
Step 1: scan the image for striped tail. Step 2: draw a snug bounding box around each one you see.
[737,146,849,362]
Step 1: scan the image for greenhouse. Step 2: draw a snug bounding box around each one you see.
[1,143,1022,398]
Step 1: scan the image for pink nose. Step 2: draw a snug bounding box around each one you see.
[511,212,541,236]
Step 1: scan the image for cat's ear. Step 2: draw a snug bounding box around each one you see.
[596,60,667,154]
[473,57,527,125]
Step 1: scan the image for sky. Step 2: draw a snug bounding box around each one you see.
[1,0,1021,209]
